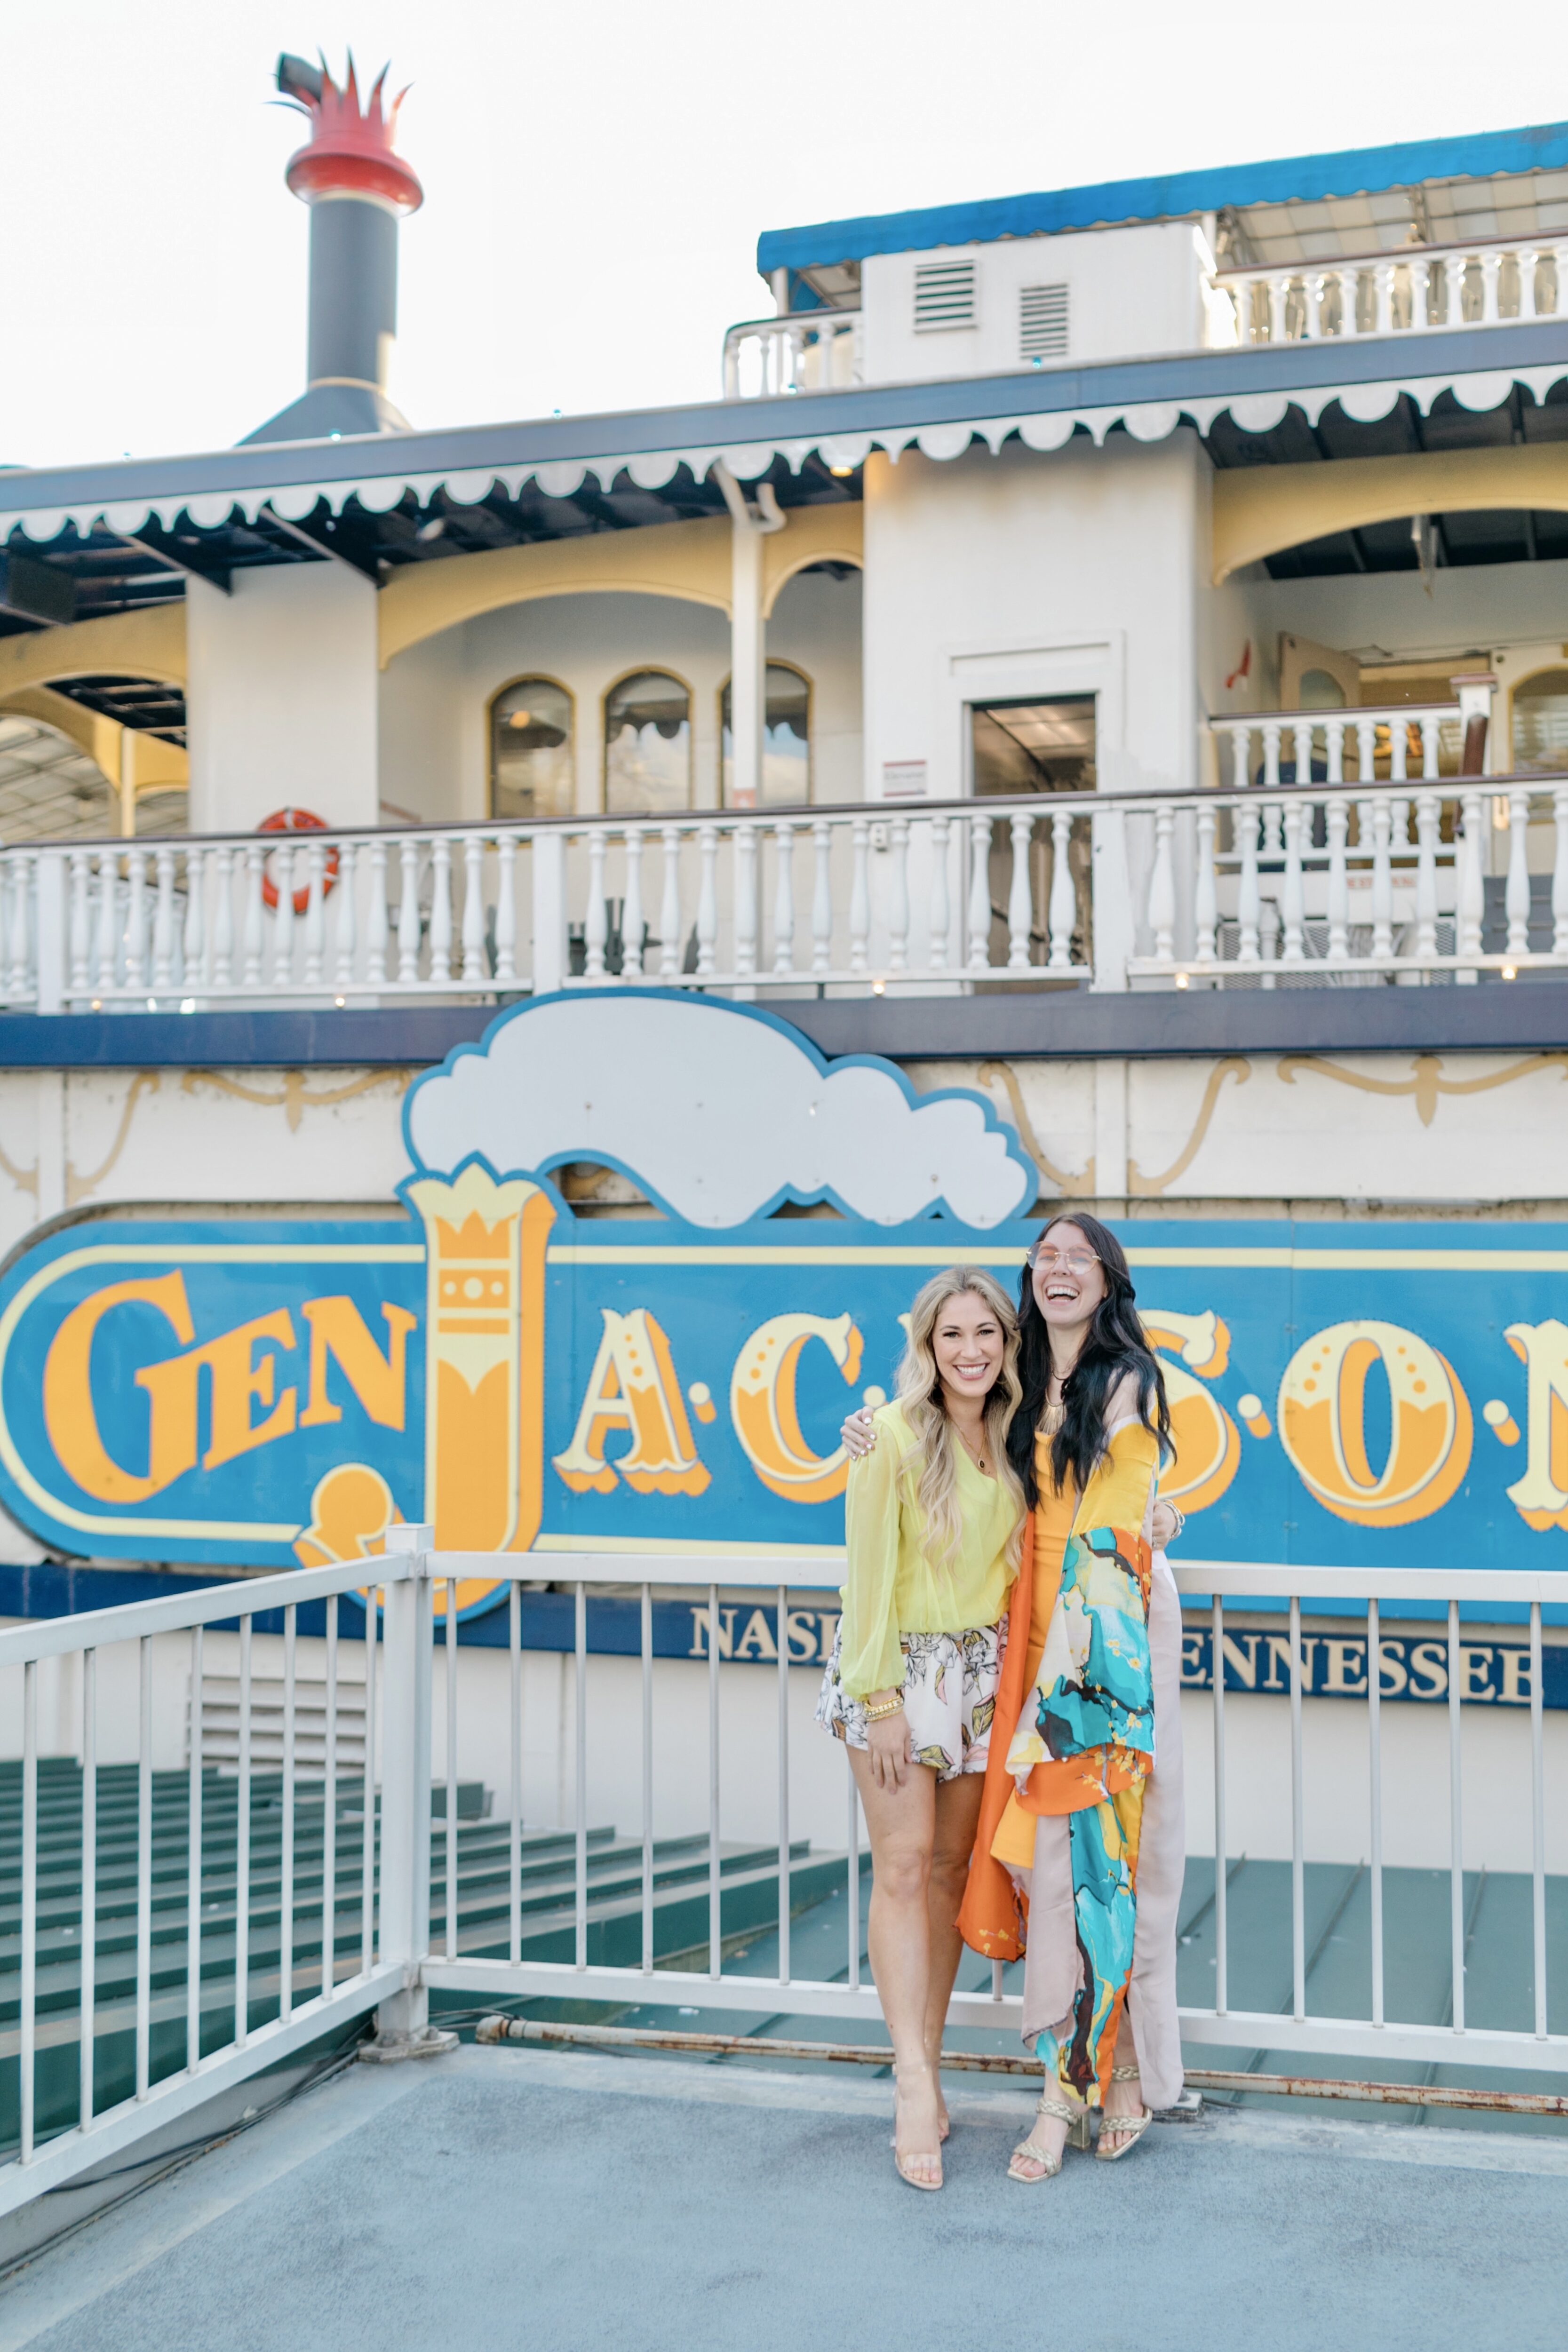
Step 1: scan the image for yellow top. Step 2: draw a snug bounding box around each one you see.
[837,1402,1021,1699]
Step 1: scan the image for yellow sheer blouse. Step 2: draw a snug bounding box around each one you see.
[837,1403,1021,1699]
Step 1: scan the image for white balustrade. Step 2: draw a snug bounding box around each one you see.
[1215,703,1461,795]
[1219,238,1567,347]
[4,771,1566,1014]
[1126,772,1568,985]
[721,311,862,399]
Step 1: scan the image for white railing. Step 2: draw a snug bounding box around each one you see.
[0,1544,421,2218]
[8,767,1568,1010]
[0,798,1095,1011]
[722,312,863,399]
[1218,235,1568,347]
[1131,773,1568,985]
[420,1549,1567,2081]
[1213,704,1463,792]
[1180,1562,1559,2067]
[3,1542,1564,2213]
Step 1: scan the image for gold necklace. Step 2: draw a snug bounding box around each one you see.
[956,1425,990,1474]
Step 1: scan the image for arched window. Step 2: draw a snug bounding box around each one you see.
[604,671,691,815]
[720,663,811,809]
[491,678,574,821]
[1512,668,1568,773]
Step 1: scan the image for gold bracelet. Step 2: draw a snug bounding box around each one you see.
[862,1694,904,1722]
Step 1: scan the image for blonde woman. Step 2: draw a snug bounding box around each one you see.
[816,1267,1026,2193]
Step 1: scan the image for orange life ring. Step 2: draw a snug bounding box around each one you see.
[258,807,341,914]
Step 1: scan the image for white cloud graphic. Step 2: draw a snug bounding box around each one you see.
[404,994,1032,1229]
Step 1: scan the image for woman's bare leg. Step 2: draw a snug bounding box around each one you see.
[920,1772,985,2136]
[849,1748,942,2182]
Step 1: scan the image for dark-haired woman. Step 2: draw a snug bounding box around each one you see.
[843,1213,1186,2180]
[965,1212,1183,2178]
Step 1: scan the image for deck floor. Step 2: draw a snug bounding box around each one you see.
[2,2043,1565,2352]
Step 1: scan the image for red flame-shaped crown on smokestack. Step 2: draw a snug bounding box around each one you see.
[281,54,423,215]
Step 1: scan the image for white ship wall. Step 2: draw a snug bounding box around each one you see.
[3,1041,1565,1282]
[187,568,381,834]
[4,1041,1563,1272]
[862,435,1206,803]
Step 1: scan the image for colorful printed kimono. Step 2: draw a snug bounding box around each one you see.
[957,1422,1162,2105]
[1007,1518,1154,2096]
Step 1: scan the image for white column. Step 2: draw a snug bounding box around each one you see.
[186,569,379,834]
[728,505,764,813]
[713,466,786,815]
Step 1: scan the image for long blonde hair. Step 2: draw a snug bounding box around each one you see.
[893,1267,1026,1570]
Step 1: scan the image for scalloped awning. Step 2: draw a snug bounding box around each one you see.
[0,324,1563,599]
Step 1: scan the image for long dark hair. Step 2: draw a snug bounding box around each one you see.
[1005,1211,1171,1508]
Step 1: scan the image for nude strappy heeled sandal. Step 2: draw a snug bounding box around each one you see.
[890,2067,943,2192]
[1095,2062,1154,2161]
[1007,2087,1090,2182]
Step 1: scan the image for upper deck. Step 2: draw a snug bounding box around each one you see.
[732,121,1568,394]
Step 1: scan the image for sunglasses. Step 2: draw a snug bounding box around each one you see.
[1027,1246,1101,1275]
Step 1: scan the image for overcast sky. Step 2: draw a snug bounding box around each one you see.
[0,0,1560,469]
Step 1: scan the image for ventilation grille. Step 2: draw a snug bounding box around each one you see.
[914,260,977,332]
[1019,282,1069,361]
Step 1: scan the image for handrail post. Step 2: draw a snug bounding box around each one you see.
[33,848,66,1014]
[1089,803,1132,991]
[531,831,568,996]
[364,1525,455,2061]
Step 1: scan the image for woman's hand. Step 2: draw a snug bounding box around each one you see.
[865,1695,910,1789]
[1151,1498,1184,1550]
[842,1406,876,1461]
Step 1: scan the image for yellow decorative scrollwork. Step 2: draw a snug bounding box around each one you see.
[1127,1059,1250,1196]
[1278,1052,1568,1128]
[180,1068,413,1133]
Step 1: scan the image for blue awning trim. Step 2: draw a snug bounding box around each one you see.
[756,120,1568,274]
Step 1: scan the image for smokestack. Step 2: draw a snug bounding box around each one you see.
[242,53,423,446]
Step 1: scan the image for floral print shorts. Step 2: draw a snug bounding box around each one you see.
[815,1617,1007,1784]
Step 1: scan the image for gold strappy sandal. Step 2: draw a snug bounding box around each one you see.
[1008,2088,1090,2182]
[1095,2062,1154,2161]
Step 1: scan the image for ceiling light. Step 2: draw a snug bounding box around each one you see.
[830,464,854,477]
